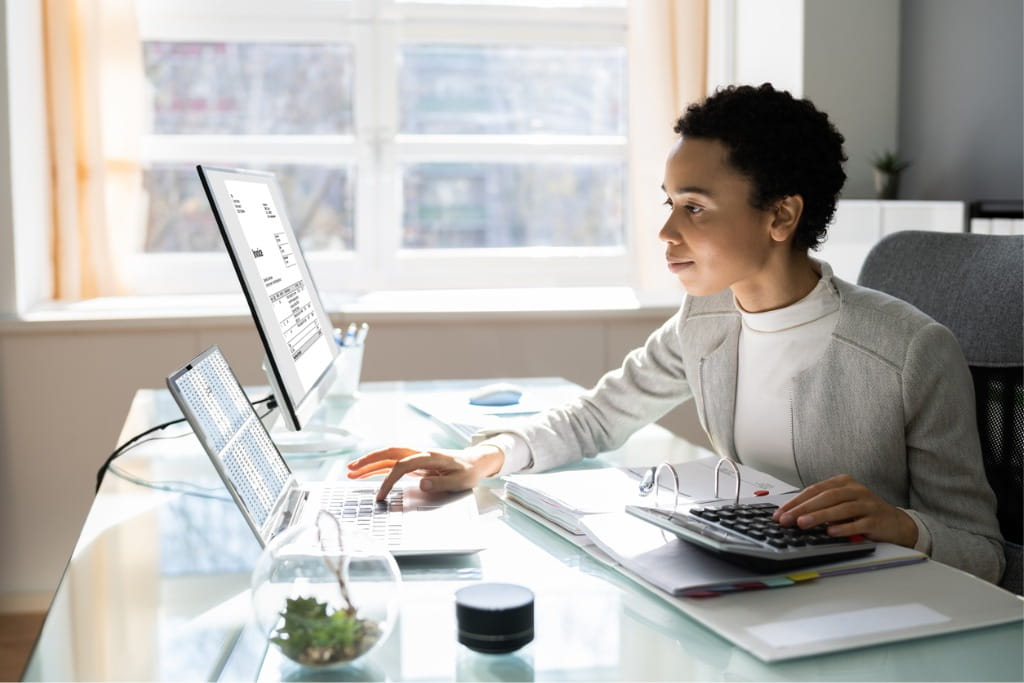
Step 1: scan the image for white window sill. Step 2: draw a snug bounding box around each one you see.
[0,286,683,332]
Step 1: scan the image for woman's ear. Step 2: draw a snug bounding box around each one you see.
[769,195,805,243]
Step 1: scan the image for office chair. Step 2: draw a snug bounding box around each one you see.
[858,230,1023,594]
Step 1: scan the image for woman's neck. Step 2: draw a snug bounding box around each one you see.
[732,251,820,313]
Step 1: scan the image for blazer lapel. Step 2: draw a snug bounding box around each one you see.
[698,319,740,461]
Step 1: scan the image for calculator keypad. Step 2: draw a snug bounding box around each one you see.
[689,502,860,549]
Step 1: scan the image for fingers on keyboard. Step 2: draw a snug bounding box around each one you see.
[348,459,398,478]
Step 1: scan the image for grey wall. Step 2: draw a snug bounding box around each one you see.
[899,0,1024,200]
[804,0,901,200]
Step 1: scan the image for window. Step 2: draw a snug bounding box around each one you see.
[132,0,629,296]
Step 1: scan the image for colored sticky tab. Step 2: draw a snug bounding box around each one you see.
[786,570,821,582]
[762,577,796,587]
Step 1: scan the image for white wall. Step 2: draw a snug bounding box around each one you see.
[0,0,51,316]
[733,0,804,96]
[0,0,15,314]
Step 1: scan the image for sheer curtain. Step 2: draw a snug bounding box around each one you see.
[39,0,705,300]
[42,0,143,299]
[628,0,708,292]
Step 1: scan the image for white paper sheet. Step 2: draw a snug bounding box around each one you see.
[745,604,951,648]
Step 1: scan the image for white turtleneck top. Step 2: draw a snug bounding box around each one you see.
[732,270,840,486]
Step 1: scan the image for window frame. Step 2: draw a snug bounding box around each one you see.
[133,0,631,296]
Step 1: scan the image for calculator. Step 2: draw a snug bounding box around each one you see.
[625,502,876,573]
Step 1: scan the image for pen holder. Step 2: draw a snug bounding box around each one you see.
[333,344,364,397]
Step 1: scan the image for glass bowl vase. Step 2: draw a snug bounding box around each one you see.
[251,513,401,671]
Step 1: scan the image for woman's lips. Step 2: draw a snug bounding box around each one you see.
[666,259,694,274]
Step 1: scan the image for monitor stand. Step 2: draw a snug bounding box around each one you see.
[260,356,360,455]
[270,423,359,455]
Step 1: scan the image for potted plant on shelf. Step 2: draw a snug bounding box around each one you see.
[871,150,911,200]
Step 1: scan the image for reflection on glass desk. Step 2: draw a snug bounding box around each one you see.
[23,380,1024,682]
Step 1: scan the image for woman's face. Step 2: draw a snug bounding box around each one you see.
[659,137,780,299]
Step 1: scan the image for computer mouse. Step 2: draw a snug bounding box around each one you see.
[468,382,524,407]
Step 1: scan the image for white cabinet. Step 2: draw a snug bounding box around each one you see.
[970,218,1024,235]
[818,200,965,283]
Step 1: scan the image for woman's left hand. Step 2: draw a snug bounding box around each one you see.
[772,474,919,548]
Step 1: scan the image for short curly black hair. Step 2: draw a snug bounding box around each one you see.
[674,83,847,251]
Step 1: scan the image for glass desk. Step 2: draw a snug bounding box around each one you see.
[23,381,1024,681]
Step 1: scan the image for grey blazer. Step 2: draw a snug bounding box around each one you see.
[493,275,1005,583]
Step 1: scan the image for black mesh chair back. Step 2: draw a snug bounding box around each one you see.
[858,230,1024,593]
[971,366,1024,546]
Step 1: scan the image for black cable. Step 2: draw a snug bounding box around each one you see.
[95,395,276,493]
[95,417,185,492]
[107,463,231,501]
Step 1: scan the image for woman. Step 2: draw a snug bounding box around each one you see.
[349,84,1004,583]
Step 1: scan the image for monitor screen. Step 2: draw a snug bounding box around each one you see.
[197,165,339,432]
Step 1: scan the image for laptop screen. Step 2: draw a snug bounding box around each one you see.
[167,345,292,530]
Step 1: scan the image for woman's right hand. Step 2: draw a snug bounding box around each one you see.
[346,445,505,501]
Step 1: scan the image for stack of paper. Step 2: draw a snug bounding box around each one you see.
[503,454,797,536]
[504,468,649,534]
[579,511,926,597]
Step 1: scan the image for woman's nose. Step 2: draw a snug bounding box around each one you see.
[659,216,681,245]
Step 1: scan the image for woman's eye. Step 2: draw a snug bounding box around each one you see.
[663,199,705,215]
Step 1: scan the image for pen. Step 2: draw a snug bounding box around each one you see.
[354,322,369,346]
[342,322,357,346]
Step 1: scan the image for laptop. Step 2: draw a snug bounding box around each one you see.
[166,345,484,556]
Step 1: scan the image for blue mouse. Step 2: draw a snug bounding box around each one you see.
[468,382,524,407]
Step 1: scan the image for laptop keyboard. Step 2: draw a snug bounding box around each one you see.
[324,487,405,545]
[448,422,477,445]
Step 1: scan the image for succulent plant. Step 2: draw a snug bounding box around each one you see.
[871,149,911,174]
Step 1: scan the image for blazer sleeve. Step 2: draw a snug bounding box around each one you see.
[474,300,695,473]
[902,322,1005,583]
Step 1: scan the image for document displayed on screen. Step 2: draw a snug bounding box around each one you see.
[224,178,334,394]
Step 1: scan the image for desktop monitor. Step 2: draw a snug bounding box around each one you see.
[197,165,346,448]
